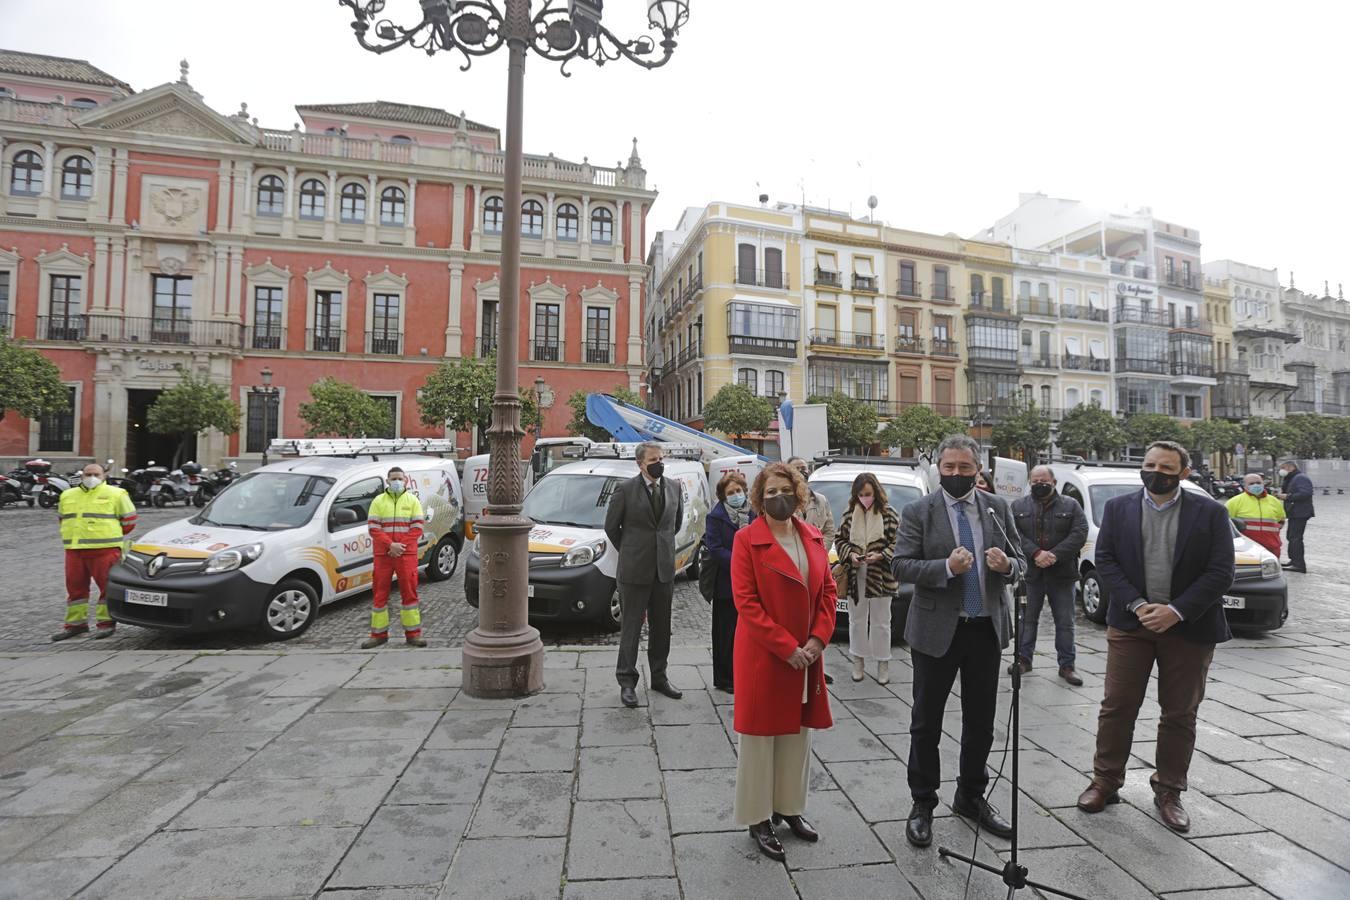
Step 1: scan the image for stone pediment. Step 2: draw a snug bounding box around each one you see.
[76,82,256,144]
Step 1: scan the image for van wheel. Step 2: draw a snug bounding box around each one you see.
[425,535,458,582]
[1080,570,1108,624]
[258,579,318,640]
[600,588,622,633]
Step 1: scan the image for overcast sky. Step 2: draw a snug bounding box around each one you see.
[9,0,1346,292]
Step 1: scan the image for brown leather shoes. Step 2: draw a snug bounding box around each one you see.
[1076,783,1120,813]
[1059,666,1083,686]
[1007,657,1032,676]
[1154,788,1190,832]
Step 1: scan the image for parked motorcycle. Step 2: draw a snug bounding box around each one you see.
[145,465,191,507]
[0,471,33,508]
[126,465,159,506]
[192,461,239,507]
[3,467,38,508]
[24,459,72,509]
[104,459,137,496]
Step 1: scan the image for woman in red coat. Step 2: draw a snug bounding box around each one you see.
[730,462,837,862]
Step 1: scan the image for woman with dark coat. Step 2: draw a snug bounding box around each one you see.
[730,462,837,862]
[704,471,753,693]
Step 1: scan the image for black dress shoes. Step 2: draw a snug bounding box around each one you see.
[951,792,1013,838]
[772,813,819,842]
[905,802,934,847]
[651,681,683,700]
[619,686,639,708]
[749,820,785,861]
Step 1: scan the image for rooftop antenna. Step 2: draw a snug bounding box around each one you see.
[867,194,878,223]
[758,193,769,208]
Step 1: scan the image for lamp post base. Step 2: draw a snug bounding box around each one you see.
[462,513,545,698]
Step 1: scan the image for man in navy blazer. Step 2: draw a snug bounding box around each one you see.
[1076,441,1234,833]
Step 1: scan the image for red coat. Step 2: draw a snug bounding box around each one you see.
[731,516,837,736]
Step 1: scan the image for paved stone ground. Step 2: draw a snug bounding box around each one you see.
[0,505,711,653]
[0,499,1347,898]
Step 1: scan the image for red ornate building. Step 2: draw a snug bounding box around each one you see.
[0,50,654,467]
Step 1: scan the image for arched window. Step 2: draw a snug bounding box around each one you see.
[765,369,785,398]
[521,199,543,238]
[738,368,758,393]
[256,174,284,216]
[1066,387,1081,409]
[555,203,579,241]
[1040,384,1051,409]
[60,155,93,199]
[379,186,406,225]
[590,206,614,244]
[299,178,326,219]
[339,182,366,223]
[390,135,413,144]
[10,150,43,195]
[483,196,504,234]
[970,272,984,302]
[70,97,97,109]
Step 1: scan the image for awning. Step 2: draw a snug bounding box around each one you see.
[853,257,875,277]
[1063,336,1083,357]
[816,251,839,273]
[1089,339,1107,359]
[1087,290,1107,310]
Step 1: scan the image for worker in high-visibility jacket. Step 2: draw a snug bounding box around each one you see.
[1225,473,1286,558]
[53,462,137,641]
[362,466,427,648]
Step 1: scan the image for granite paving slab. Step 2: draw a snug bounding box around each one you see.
[1233,758,1350,819]
[780,788,892,870]
[791,864,922,900]
[170,775,394,829]
[16,780,205,859]
[577,745,663,800]
[277,709,443,743]
[316,687,458,712]
[808,719,894,762]
[672,832,795,900]
[567,799,675,879]
[1219,791,1350,868]
[437,836,566,900]
[1003,844,1157,900]
[468,771,574,838]
[423,709,512,750]
[388,748,495,806]
[653,723,735,770]
[0,857,115,900]
[580,704,654,747]
[328,803,472,889]
[1191,833,1350,900]
[493,725,579,772]
[232,737,420,780]
[562,877,682,900]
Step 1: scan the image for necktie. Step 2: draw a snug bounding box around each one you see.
[649,481,663,521]
[956,501,983,617]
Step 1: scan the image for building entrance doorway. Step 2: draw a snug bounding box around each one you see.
[126,389,195,468]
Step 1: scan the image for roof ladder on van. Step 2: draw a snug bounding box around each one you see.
[267,438,459,459]
[578,442,706,461]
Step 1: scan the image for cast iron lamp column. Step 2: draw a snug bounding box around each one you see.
[339,0,689,697]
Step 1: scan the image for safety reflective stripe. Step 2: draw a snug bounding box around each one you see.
[399,603,422,629]
[58,513,76,520]
[72,537,126,546]
[371,608,390,632]
[64,600,89,624]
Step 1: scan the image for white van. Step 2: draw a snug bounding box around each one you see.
[460,437,596,540]
[809,456,931,635]
[106,439,465,641]
[464,442,712,630]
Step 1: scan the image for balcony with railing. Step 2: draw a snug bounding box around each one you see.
[814,268,842,289]
[931,283,956,303]
[1019,352,1060,370]
[728,334,797,358]
[584,341,616,365]
[807,329,884,353]
[893,335,925,355]
[1061,304,1110,323]
[1169,310,1213,333]
[1114,305,1172,327]
[366,331,402,355]
[852,274,879,293]
[478,334,498,357]
[1110,260,1153,279]
[897,279,922,299]
[532,340,562,362]
[35,315,244,347]
[1170,360,1215,379]
[685,272,704,300]
[1114,356,1169,375]
[966,293,1016,317]
[1020,299,1057,318]
[1164,270,1203,292]
[1061,354,1110,372]
[246,326,286,351]
[675,342,703,367]
[966,345,1019,366]
[261,128,418,165]
[930,338,959,357]
[0,313,14,335]
[1286,398,1318,414]
[1217,358,1250,375]
[889,399,966,419]
[735,267,788,290]
[308,329,345,353]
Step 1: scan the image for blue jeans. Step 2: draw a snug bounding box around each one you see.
[1016,577,1077,669]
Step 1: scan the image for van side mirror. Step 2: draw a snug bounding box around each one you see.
[331,507,360,526]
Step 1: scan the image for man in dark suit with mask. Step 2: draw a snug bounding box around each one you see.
[606,442,684,708]
[893,433,1024,848]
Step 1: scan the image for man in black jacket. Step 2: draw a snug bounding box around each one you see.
[1277,460,1315,573]
[1009,465,1089,684]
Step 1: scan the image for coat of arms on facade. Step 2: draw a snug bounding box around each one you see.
[150,188,201,226]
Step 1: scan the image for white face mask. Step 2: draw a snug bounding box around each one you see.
[82,476,103,490]
[388,480,406,494]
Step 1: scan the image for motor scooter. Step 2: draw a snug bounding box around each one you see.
[24,459,72,509]
[145,465,191,507]
[194,461,239,507]
[0,471,31,508]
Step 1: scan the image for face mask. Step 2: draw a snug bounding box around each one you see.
[859,495,874,510]
[1246,484,1265,496]
[82,476,102,490]
[1030,482,1054,500]
[1140,470,1180,495]
[388,480,406,494]
[940,473,977,499]
[645,461,665,480]
[764,493,797,522]
[726,493,746,509]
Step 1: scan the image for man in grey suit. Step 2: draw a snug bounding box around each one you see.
[605,442,684,708]
[893,433,1024,848]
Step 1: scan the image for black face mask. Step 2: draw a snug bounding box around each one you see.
[940,473,977,499]
[645,461,664,480]
[1030,482,1055,500]
[1140,470,1180,495]
[764,493,797,522]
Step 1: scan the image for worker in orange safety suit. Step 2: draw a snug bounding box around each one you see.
[362,466,426,648]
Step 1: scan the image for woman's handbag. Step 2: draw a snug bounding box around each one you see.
[832,560,851,604]
[697,542,717,603]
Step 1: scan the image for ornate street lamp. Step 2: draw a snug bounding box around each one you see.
[252,367,281,466]
[338,0,689,697]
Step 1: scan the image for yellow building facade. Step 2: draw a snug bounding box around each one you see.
[884,227,966,417]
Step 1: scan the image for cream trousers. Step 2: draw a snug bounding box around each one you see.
[849,594,892,661]
[733,728,811,826]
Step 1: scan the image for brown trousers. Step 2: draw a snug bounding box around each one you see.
[1092,625,1215,793]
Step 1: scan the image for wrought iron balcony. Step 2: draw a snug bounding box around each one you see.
[1110,260,1152,279]
[35,316,84,342]
[930,338,959,357]
[814,268,842,288]
[532,340,561,362]
[736,267,788,290]
[367,331,402,355]
[931,283,956,302]
[1170,360,1215,378]
[1164,270,1203,291]
[1114,306,1172,327]
[308,329,345,353]
[1217,359,1250,375]
[893,335,924,355]
[1114,356,1169,375]
[0,313,13,335]
[1020,300,1057,318]
[1019,352,1060,370]
[967,346,1019,366]
[807,329,885,352]
[852,274,878,293]
[897,279,922,299]
[1060,304,1110,323]
[676,342,703,367]
[478,334,498,357]
[246,326,286,351]
[584,341,615,365]
[36,314,244,347]
[1061,355,1110,372]
[967,293,1015,316]
[728,335,797,358]
[1169,311,1213,333]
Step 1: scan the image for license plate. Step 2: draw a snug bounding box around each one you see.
[126,589,168,607]
[836,598,849,612]
[527,584,535,598]
[1222,595,1246,609]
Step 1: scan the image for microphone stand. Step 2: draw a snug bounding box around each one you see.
[937,508,1088,900]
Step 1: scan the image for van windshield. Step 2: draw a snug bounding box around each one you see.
[1087,484,1141,527]
[523,473,625,529]
[193,472,335,531]
[813,480,923,530]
